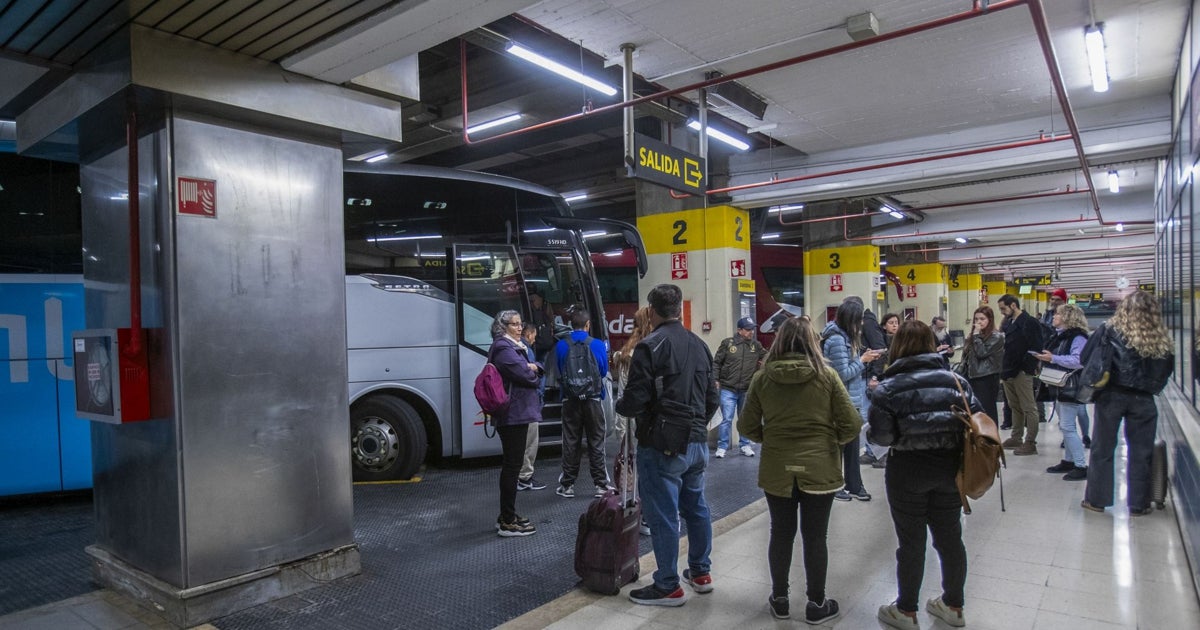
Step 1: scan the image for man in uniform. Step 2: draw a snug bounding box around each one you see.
[712,317,765,458]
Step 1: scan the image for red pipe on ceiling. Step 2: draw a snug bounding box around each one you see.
[943,245,1154,264]
[890,229,1145,254]
[772,153,1082,227]
[843,215,1093,243]
[718,134,1072,198]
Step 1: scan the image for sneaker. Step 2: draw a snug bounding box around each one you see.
[494,514,533,531]
[872,453,888,469]
[859,452,877,465]
[833,490,853,502]
[1001,436,1023,448]
[1063,467,1088,481]
[1083,436,1092,448]
[593,485,614,498]
[877,603,919,629]
[517,477,546,491]
[1013,442,1038,456]
[715,448,727,459]
[853,488,872,501]
[682,569,713,593]
[768,595,790,619]
[496,515,536,537]
[926,597,965,627]
[1080,499,1105,513]
[805,598,840,625]
[628,584,687,607]
[556,484,575,498]
[741,444,756,457]
[639,520,651,536]
[1046,460,1074,473]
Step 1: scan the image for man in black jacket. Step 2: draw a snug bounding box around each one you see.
[997,295,1044,455]
[712,317,765,458]
[617,284,720,607]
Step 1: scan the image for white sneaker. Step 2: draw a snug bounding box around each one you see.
[715,448,726,458]
[926,597,965,627]
[877,603,920,629]
[741,445,755,457]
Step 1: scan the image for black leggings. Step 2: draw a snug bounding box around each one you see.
[765,485,835,602]
[498,423,528,520]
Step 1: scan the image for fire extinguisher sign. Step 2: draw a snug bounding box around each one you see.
[178,177,217,218]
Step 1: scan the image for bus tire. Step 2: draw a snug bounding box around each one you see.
[350,396,427,482]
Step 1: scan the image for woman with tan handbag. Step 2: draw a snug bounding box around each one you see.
[869,320,982,629]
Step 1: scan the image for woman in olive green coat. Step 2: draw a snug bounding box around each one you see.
[737,316,861,624]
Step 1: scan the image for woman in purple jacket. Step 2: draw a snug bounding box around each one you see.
[488,309,544,537]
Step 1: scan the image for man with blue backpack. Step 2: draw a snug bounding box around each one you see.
[555,308,611,498]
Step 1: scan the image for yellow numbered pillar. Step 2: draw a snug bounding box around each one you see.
[948,273,982,330]
[637,205,751,344]
[982,280,1007,307]
[886,263,944,323]
[805,245,880,324]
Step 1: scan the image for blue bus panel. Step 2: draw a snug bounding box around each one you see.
[0,277,89,496]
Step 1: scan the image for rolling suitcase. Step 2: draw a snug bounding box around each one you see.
[574,428,641,595]
[1151,439,1169,510]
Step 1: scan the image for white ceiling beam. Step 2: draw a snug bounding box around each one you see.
[281,0,538,84]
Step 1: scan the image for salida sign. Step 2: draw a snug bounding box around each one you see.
[630,133,706,195]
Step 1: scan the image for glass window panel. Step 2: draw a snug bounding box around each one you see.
[455,244,527,354]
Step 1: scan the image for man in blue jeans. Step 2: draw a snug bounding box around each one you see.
[616,284,720,607]
[712,317,764,458]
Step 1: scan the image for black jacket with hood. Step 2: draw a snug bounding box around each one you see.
[868,353,982,452]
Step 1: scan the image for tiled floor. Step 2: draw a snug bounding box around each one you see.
[508,419,1200,630]
[4,418,1198,629]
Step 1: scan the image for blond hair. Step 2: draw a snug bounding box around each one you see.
[1055,303,1089,332]
[1110,290,1172,358]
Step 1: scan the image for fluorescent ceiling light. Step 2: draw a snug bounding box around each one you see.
[879,260,888,266]
[687,120,750,151]
[505,43,618,96]
[889,211,905,219]
[466,113,522,135]
[563,193,588,202]
[768,204,804,214]
[1107,170,1120,193]
[372,234,442,242]
[365,153,389,163]
[1085,25,1109,93]
[1115,223,1124,232]
[955,237,968,244]
[762,233,781,239]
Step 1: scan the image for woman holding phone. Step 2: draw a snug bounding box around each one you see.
[821,298,882,502]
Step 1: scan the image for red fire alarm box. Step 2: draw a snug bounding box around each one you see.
[72,329,151,423]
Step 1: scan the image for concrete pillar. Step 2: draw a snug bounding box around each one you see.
[884,262,945,323]
[634,200,751,351]
[949,273,984,330]
[805,245,881,324]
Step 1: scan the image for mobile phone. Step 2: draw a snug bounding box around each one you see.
[1027,350,1040,355]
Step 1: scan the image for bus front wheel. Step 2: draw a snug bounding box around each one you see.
[350,396,427,482]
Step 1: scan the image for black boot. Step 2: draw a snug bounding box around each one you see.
[1046,460,1074,473]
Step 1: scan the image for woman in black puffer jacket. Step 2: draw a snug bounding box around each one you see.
[868,320,982,630]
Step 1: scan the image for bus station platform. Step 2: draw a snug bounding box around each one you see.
[2,420,1198,630]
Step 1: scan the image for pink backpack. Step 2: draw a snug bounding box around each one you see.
[474,344,510,415]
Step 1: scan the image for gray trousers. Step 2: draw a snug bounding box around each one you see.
[559,398,609,487]
[520,422,538,481]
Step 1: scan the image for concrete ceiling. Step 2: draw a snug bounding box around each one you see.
[0,0,1190,293]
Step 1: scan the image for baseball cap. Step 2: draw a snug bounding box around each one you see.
[737,317,756,330]
[1050,288,1068,301]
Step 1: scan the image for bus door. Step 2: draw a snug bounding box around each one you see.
[453,243,531,458]
[516,249,589,443]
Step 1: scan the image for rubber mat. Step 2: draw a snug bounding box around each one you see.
[0,445,767,629]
